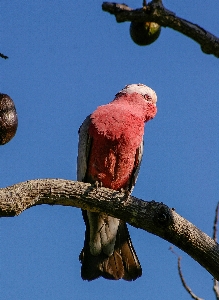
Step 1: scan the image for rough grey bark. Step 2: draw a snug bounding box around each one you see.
[102,1,219,58]
[0,178,219,280]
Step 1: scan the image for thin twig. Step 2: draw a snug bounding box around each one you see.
[213,202,219,242]
[169,247,204,300]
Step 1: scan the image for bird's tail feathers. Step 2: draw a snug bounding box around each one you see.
[79,219,142,281]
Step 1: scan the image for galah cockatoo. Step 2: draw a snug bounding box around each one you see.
[77,83,157,281]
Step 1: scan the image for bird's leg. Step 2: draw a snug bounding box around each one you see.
[119,188,131,205]
[94,180,103,190]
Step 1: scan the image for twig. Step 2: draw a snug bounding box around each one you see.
[169,247,204,300]
[213,202,219,242]
[102,1,219,58]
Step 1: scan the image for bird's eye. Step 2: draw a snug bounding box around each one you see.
[144,94,152,101]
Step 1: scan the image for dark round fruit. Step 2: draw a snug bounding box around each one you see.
[0,94,18,145]
[130,21,161,46]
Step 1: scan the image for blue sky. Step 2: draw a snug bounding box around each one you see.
[1,1,219,299]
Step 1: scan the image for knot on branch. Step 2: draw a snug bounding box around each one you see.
[152,201,173,227]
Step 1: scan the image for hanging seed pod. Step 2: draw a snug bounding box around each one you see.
[0,93,18,145]
[130,21,161,46]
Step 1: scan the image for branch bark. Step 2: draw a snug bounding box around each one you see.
[213,203,219,299]
[102,1,219,58]
[0,178,219,280]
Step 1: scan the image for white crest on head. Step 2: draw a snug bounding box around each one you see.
[119,83,157,105]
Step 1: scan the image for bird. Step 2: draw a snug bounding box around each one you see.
[77,83,157,281]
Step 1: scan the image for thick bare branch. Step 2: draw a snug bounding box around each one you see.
[0,178,219,280]
[102,1,219,58]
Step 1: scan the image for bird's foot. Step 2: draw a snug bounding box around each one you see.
[94,181,103,189]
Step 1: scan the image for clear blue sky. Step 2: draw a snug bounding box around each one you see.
[1,1,219,299]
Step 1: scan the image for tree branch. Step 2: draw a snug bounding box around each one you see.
[213,203,219,299]
[177,256,204,300]
[1,178,219,280]
[170,247,204,300]
[102,1,219,58]
[214,277,219,300]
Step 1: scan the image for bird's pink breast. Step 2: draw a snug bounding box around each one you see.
[87,103,145,190]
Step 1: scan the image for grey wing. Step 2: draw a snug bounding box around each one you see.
[77,115,91,182]
[129,139,144,193]
[78,115,120,257]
